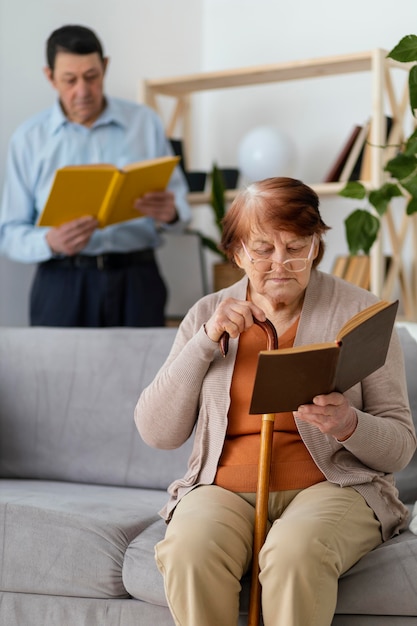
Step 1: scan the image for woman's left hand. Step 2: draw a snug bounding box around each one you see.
[293,392,358,441]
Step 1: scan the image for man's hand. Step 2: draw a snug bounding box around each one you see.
[46,216,98,256]
[134,190,178,224]
[293,392,358,441]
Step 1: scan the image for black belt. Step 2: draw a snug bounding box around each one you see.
[43,249,155,271]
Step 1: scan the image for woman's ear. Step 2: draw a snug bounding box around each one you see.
[234,251,244,269]
[313,235,320,259]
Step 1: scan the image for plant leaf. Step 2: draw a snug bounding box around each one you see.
[404,128,417,155]
[409,65,417,116]
[210,163,226,233]
[384,153,417,180]
[406,197,417,215]
[369,183,403,216]
[344,209,380,255]
[338,181,367,199]
[387,34,417,62]
[401,174,417,198]
[198,233,226,260]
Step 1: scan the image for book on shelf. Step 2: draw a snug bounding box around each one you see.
[323,125,362,183]
[331,255,350,279]
[37,155,180,228]
[332,255,371,290]
[339,120,371,182]
[249,299,398,414]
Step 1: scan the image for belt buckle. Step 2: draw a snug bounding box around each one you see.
[97,254,105,270]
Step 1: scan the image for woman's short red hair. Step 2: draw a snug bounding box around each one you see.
[220,177,330,267]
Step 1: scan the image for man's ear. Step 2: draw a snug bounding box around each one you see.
[102,57,109,74]
[43,66,54,86]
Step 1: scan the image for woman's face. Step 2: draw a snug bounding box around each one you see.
[235,230,318,308]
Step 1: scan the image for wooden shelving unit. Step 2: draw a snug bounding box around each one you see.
[142,49,417,319]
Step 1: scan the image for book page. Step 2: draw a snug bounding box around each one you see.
[334,300,398,392]
[336,300,394,340]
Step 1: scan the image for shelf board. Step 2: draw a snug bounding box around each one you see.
[144,50,393,98]
[187,181,372,205]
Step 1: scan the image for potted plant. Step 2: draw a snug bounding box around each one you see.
[339,34,417,255]
[196,163,244,290]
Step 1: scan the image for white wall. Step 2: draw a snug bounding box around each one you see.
[191,0,417,285]
[0,0,203,325]
[0,0,416,324]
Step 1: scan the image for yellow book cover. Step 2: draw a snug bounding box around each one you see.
[37,155,180,228]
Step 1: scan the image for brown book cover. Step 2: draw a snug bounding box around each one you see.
[249,299,398,414]
[339,120,371,182]
[37,155,180,228]
[323,125,362,183]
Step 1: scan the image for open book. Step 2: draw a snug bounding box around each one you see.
[249,299,399,414]
[37,155,180,228]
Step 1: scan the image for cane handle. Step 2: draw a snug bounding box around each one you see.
[219,317,278,356]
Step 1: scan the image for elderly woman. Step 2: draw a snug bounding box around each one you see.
[135,177,416,626]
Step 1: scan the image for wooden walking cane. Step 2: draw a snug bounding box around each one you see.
[220,318,278,626]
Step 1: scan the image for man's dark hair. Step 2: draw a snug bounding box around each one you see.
[46,25,104,70]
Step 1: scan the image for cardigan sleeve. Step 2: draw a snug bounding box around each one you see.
[296,271,416,476]
[135,277,250,449]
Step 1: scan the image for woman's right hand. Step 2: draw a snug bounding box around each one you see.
[204,298,266,344]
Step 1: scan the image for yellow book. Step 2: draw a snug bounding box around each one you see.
[37,155,180,228]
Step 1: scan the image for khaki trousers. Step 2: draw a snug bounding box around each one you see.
[155,482,382,626]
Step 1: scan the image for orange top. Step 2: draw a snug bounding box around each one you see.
[214,318,325,492]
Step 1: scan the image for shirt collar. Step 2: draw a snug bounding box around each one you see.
[48,96,127,134]
[94,97,127,129]
[49,101,68,134]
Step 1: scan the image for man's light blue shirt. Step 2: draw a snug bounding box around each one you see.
[0,97,191,263]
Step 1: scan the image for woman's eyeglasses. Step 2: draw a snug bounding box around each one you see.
[240,235,316,274]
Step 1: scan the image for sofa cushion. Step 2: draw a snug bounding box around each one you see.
[0,327,192,490]
[122,518,167,606]
[0,479,167,598]
[0,592,176,626]
[123,518,417,617]
[337,530,417,616]
[123,518,253,611]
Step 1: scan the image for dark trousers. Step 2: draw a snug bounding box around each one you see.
[30,252,167,327]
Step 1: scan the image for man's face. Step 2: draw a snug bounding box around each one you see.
[45,51,108,126]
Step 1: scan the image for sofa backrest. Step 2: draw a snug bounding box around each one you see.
[1,325,416,502]
[0,327,192,490]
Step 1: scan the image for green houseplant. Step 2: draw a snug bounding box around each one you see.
[339,34,417,255]
[197,163,228,262]
[196,163,244,290]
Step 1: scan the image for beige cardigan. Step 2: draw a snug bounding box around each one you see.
[135,270,416,540]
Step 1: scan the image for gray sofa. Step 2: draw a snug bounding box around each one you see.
[0,324,416,626]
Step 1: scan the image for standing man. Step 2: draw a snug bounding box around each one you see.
[0,24,191,327]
